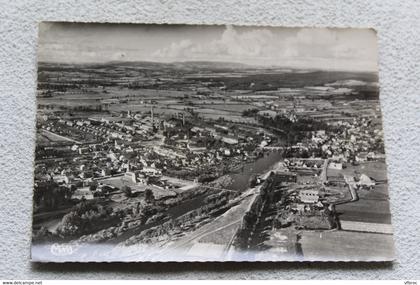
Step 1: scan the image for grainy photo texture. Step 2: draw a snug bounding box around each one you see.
[31,22,395,262]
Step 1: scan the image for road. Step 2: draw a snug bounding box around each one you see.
[320,158,329,183]
[343,174,359,203]
[42,129,82,144]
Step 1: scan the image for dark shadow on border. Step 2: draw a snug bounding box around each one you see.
[32,261,394,275]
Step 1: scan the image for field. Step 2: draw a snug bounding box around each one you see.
[300,230,394,261]
[38,98,100,107]
[196,104,256,113]
[256,227,300,261]
[336,186,392,224]
[335,161,389,181]
[332,161,392,224]
[198,222,239,245]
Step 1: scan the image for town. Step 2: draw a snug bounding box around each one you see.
[31,61,394,261]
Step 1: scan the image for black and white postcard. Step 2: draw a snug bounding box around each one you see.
[31,22,395,262]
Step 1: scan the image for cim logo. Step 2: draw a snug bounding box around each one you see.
[50,243,77,256]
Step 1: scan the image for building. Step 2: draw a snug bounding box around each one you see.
[141,167,162,176]
[124,172,138,184]
[187,143,207,153]
[275,172,298,183]
[223,149,231,156]
[357,174,375,189]
[221,136,238,145]
[77,147,90,155]
[328,162,343,170]
[299,189,319,203]
[258,110,277,118]
[190,126,205,133]
[356,152,369,162]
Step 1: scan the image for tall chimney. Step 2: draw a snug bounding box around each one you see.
[151,106,154,126]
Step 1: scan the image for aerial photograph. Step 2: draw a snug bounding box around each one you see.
[31,22,394,262]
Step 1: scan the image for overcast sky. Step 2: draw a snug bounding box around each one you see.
[38,22,378,72]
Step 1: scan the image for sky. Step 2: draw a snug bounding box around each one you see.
[38,22,378,72]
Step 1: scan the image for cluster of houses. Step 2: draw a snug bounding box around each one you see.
[39,112,158,143]
[36,109,275,202]
[308,117,385,163]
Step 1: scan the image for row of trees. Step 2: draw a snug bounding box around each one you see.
[121,185,155,204]
[234,174,278,249]
[242,108,260,117]
[125,189,239,246]
[56,201,120,237]
[38,104,103,112]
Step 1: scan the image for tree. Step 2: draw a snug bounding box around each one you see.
[68,184,77,199]
[242,108,259,117]
[58,211,83,236]
[145,188,155,203]
[33,226,52,242]
[34,181,74,211]
[89,181,98,191]
[57,201,115,237]
[248,174,258,188]
[122,185,132,198]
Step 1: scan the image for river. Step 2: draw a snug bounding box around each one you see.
[228,150,283,191]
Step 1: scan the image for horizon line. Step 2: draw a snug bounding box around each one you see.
[37,59,378,74]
